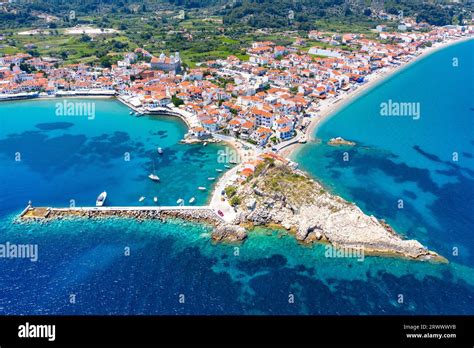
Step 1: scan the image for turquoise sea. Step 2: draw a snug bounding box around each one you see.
[0,40,474,315]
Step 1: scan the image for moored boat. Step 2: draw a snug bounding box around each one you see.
[148,173,160,181]
[198,186,206,191]
[177,198,184,205]
[216,169,223,172]
[208,177,215,181]
[153,197,158,203]
[149,160,160,181]
[157,147,163,155]
[96,191,107,207]
[189,197,195,204]
[139,196,146,202]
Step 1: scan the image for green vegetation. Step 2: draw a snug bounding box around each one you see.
[0,0,471,66]
[250,160,317,205]
[229,195,241,207]
[172,94,184,107]
[224,186,237,198]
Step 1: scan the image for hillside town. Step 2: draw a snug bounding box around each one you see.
[0,24,472,156]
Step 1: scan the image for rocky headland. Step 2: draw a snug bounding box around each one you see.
[222,157,445,262]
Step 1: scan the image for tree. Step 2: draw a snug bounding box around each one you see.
[171,94,184,107]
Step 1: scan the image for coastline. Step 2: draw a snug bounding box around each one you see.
[280,35,474,159]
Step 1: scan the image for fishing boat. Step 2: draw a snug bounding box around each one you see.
[96,191,107,207]
[157,147,163,155]
[198,186,206,191]
[216,169,223,172]
[153,197,158,203]
[176,198,184,205]
[139,196,146,202]
[208,177,215,181]
[189,197,196,204]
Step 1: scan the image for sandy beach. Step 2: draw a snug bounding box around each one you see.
[280,35,474,159]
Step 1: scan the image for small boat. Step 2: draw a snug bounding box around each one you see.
[177,198,184,205]
[208,177,215,181]
[216,169,223,172]
[224,165,231,169]
[148,174,160,181]
[129,111,133,115]
[189,197,196,204]
[198,186,206,191]
[139,196,146,202]
[157,147,163,155]
[153,197,158,203]
[229,160,237,164]
[148,160,160,181]
[203,142,207,146]
[96,191,107,207]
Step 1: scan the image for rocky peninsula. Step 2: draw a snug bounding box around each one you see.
[220,157,445,262]
[19,156,445,262]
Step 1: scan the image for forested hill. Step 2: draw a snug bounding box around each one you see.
[0,0,470,29]
[220,0,467,28]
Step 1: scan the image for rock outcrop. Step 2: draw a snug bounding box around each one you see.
[212,224,247,242]
[231,159,445,262]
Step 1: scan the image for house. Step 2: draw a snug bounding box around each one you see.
[252,127,272,146]
[202,118,218,132]
[191,126,210,139]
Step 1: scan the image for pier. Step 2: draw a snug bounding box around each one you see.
[19,205,225,225]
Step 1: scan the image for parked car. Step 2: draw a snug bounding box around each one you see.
[217,210,224,217]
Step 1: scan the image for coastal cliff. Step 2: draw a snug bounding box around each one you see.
[225,158,445,262]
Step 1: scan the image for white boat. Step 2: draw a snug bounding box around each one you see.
[96,191,107,207]
[153,197,158,203]
[157,147,163,155]
[139,196,146,202]
[129,111,133,115]
[148,173,160,181]
[216,169,223,172]
[177,198,184,205]
[198,186,206,191]
[224,165,231,168]
[203,142,207,146]
[208,177,215,181]
[189,197,196,204]
[148,160,160,181]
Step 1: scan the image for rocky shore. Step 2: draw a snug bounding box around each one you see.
[224,158,446,262]
[19,158,446,261]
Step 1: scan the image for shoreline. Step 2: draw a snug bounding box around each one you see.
[280,35,474,159]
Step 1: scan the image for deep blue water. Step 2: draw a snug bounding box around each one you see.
[0,40,474,315]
